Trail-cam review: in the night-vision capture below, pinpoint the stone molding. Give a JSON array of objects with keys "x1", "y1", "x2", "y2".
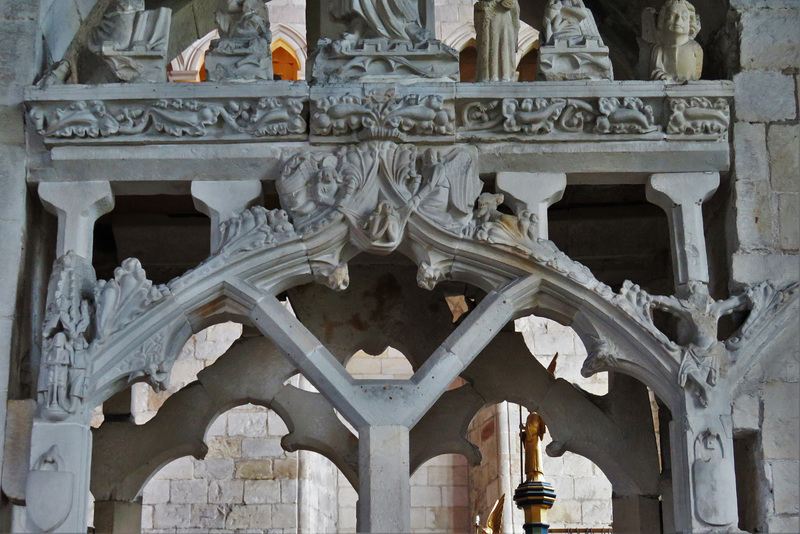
[{"x1": 25, "y1": 80, "x2": 733, "y2": 146}]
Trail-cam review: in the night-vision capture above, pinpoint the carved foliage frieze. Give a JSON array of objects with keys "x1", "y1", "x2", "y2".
[
  {"x1": 460, "y1": 96, "x2": 659, "y2": 139},
  {"x1": 310, "y1": 87, "x2": 454, "y2": 141},
  {"x1": 28, "y1": 97, "x2": 306, "y2": 141}
]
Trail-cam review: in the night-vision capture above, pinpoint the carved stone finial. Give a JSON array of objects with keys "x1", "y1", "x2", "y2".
[
  {"x1": 80, "y1": 0, "x2": 172, "y2": 83},
  {"x1": 206, "y1": 0, "x2": 274, "y2": 82},
  {"x1": 474, "y1": 0, "x2": 520, "y2": 82},
  {"x1": 537, "y1": 0, "x2": 613, "y2": 81},
  {"x1": 643, "y1": 0, "x2": 703, "y2": 83}
]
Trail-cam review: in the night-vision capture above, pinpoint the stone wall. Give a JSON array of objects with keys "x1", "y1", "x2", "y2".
[{"x1": 728, "y1": 1, "x2": 799, "y2": 532}]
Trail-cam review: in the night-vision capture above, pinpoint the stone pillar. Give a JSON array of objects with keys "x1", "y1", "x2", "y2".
[
  {"x1": 191, "y1": 180, "x2": 263, "y2": 254},
  {"x1": 495, "y1": 172, "x2": 567, "y2": 240},
  {"x1": 25, "y1": 421, "x2": 92, "y2": 533},
  {"x1": 94, "y1": 501, "x2": 142, "y2": 533},
  {"x1": 611, "y1": 494, "x2": 661, "y2": 534},
  {"x1": 357, "y1": 425, "x2": 411, "y2": 533},
  {"x1": 645, "y1": 173, "x2": 719, "y2": 293},
  {"x1": 38, "y1": 181, "x2": 115, "y2": 260},
  {"x1": 669, "y1": 388, "x2": 742, "y2": 533}
]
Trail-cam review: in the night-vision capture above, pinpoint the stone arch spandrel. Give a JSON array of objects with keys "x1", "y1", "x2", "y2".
[
  {"x1": 411, "y1": 330, "x2": 661, "y2": 497},
  {"x1": 91, "y1": 334, "x2": 359, "y2": 501}
]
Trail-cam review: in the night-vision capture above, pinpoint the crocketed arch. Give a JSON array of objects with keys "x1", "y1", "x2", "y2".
[{"x1": 87, "y1": 210, "x2": 685, "y2": 431}]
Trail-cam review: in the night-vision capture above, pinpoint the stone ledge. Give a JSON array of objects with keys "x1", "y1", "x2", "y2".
[{"x1": 24, "y1": 80, "x2": 734, "y2": 147}]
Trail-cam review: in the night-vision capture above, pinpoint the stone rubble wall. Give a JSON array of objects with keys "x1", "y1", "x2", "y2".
[{"x1": 728, "y1": 1, "x2": 799, "y2": 532}]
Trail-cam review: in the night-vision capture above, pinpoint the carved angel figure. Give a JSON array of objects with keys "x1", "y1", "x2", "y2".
[
  {"x1": 331, "y1": 0, "x2": 428, "y2": 44},
  {"x1": 474, "y1": 0, "x2": 520, "y2": 82},
  {"x1": 521, "y1": 412, "x2": 547, "y2": 482},
  {"x1": 643, "y1": 0, "x2": 703, "y2": 82}
]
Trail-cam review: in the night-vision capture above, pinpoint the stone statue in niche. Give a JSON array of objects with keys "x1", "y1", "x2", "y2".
[
  {"x1": 80, "y1": 0, "x2": 172, "y2": 83},
  {"x1": 641, "y1": 0, "x2": 703, "y2": 83},
  {"x1": 536, "y1": 0, "x2": 613, "y2": 80},
  {"x1": 474, "y1": 0, "x2": 520, "y2": 82},
  {"x1": 310, "y1": 0, "x2": 458, "y2": 82},
  {"x1": 206, "y1": 0, "x2": 274, "y2": 82}
]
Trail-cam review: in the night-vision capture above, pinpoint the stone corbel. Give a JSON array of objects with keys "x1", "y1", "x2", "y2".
[
  {"x1": 38, "y1": 181, "x2": 115, "y2": 260},
  {"x1": 495, "y1": 172, "x2": 567, "y2": 240},
  {"x1": 191, "y1": 180, "x2": 264, "y2": 254},
  {"x1": 646, "y1": 172, "x2": 719, "y2": 294}
]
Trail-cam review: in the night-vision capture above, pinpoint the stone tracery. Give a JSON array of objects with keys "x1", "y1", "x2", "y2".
[{"x1": 9, "y1": 0, "x2": 798, "y2": 533}]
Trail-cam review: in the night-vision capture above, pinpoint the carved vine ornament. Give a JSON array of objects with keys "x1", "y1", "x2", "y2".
[
  {"x1": 27, "y1": 94, "x2": 730, "y2": 142},
  {"x1": 37, "y1": 142, "x2": 796, "y2": 425}
]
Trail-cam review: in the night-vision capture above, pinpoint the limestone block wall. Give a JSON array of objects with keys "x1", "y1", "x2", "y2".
[{"x1": 728, "y1": 1, "x2": 799, "y2": 531}]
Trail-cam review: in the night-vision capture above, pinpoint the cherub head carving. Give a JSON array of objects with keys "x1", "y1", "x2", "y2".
[{"x1": 657, "y1": 0, "x2": 700, "y2": 43}]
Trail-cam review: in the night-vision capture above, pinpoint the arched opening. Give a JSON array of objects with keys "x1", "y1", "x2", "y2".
[
  {"x1": 517, "y1": 48, "x2": 538, "y2": 82},
  {"x1": 460, "y1": 44, "x2": 478, "y2": 83},
  {"x1": 271, "y1": 38, "x2": 301, "y2": 81}
]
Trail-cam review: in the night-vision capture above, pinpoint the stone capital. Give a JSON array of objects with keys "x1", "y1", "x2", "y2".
[
  {"x1": 38, "y1": 181, "x2": 115, "y2": 260},
  {"x1": 496, "y1": 172, "x2": 567, "y2": 240},
  {"x1": 191, "y1": 180, "x2": 264, "y2": 254},
  {"x1": 646, "y1": 172, "x2": 719, "y2": 291}
]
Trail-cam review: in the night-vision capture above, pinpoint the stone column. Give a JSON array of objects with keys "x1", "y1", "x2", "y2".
[
  {"x1": 94, "y1": 501, "x2": 142, "y2": 533},
  {"x1": 669, "y1": 386, "x2": 742, "y2": 533},
  {"x1": 357, "y1": 425, "x2": 411, "y2": 533},
  {"x1": 611, "y1": 495, "x2": 661, "y2": 534},
  {"x1": 645, "y1": 173, "x2": 719, "y2": 294},
  {"x1": 495, "y1": 172, "x2": 567, "y2": 240},
  {"x1": 191, "y1": 180, "x2": 263, "y2": 254},
  {"x1": 25, "y1": 421, "x2": 92, "y2": 533},
  {"x1": 38, "y1": 181, "x2": 115, "y2": 260}
]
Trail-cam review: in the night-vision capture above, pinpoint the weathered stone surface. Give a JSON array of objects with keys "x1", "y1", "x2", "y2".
[
  {"x1": 771, "y1": 459, "x2": 799, "y2": 514},
  {"x1": 762, "y1": 381, "x2": 800, "y2": 461},
  {"x1": 768, "y1": 124, "x2": 800, "y2": 193},
  {"x1": 153, "y1": 503, "x2": 191, "y2": 528},
  {"x1": 170, "y1": 479, "x2": 207, "y2": 504},
  {"x1": 235, "y1": 459, "x2": 273, "y2": 479},
  {"x1": 739, "y1": 9, "x2": 800, "y2": 72},
  {"x1": 734, "y1": 122, "x2": 768, "y2": 182},
  {"x1": 0, "y1": 399, "x2": 35, "y2": 504},
  {"x1": 243, "y1": 480, "x2": 280, "y2": 504},
  {"x1": 142, "y1": 479, "x2": 170, "y2": 504},
  {"x1": 190, "y1": 504, "x2": 226, "y2": 529},
  {"x1": 734, "y1": 71, "x2": 797, "y2": 122},
  {"x1": 735, "y1": 180, "x2": 775, "y2": 250},
  {"x1": 778, "y1": 193, "x2": 799, "y2": 251},
  {"x1": 732, "y1": 393, "x2": 759, "y2": 432},
  {"x1": 208, "y1": 479, "x2": 244, "y2": 504},
  {"x1": 226, "y1": 504, "x2": 272, "y2": 528}
]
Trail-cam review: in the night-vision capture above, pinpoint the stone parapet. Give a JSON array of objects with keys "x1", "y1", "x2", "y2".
[{"x1": 25, "y1": 80, "x2": 733, "y2": 147}]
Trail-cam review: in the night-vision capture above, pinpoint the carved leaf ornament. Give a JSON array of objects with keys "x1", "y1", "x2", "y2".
[{"x1": 30, "y1": 97, "x2": 307, "y2": 139}]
